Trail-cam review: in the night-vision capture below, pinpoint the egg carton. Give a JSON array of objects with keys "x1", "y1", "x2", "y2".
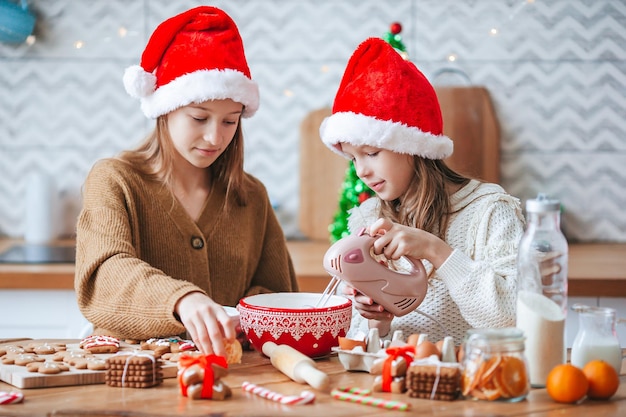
[
  {"x1": 333, "y1": 330, "x2": 457, "y2": 373},
  {"x1": 332, "y1": 329, "x2": 403, "y2": 372}
]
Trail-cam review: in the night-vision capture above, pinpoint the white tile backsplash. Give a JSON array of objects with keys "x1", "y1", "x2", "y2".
[{"x1": 1, "y1": 0, "x2": 625, "y2": 242}]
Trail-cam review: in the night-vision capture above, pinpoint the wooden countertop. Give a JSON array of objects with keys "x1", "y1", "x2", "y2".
[
  {"x1": 0, "y1": 340, "x2": 624, "y2": 416},
  {"x1": 0, "y1": 239, "x2": 625, "y2": 297}
]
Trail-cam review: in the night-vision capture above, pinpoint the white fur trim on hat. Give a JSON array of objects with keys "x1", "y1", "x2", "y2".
[
  {"x1": 138, "y1": 68, "x2": 259, "y2": 119},
  {"x1": 320, "y1": 111, "x2": 453, "y2": 160}
]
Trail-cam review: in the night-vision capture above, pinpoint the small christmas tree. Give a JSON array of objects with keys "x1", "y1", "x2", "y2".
[
  {"x1": 328, "y1": 161, "x2": 375, "y2": 242},
  {"x1": 328, "y1": 23, "x2": 408, "y2": 243}
]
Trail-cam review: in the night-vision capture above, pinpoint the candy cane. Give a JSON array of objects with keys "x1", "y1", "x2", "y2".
[
  {"x1": 331, "y1": 387, "x2": 411, "y2": 411},
  {"x1": 334, "y1": 386, "x2": 372, "y2": 396},
  {"x1": 0, "y1": 391, "x2": 24, "y2": 405},
  {"x1": 241, "y1": 381, "x2": 315, "y2": 405}
]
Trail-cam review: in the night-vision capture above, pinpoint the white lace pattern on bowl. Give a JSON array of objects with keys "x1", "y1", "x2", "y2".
[{"x1": 240, "y1": 309, "x2": 352, "y2": 341}]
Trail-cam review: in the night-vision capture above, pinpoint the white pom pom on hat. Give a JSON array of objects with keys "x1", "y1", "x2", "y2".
[
  {"x1": 123, "y1": 65, "x2": 156, "y2": 98},
  {"x1": 124, "y1": 6, "x2": 259, "y2": 119},
  {"x1": 319, "y1": 37, "x2": 453, "y2": 160}
]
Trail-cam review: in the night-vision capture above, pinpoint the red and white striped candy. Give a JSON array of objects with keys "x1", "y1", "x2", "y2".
[
  {"x1": 242, "y1": 381, "x2": 315, "y2": 405},
  {"x1": 0, "y1": 391, "x2": 24, "y2": 405}
]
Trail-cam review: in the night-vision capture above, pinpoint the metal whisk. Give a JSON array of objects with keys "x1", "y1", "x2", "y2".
[{"x1": 315, "y1": 275, "x2": 341, "y2": 308}]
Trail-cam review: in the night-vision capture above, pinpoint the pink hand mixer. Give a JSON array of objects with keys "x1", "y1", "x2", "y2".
[{"x1": 318, "y1": 229, "x2": 428, "y2": 317}]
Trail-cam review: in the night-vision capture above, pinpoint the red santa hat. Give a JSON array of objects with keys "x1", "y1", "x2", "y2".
[
  {"x1": 123, "y1": 6, "x2": 259, "y2": 119},
  {"x1": 320, "y1": 37, "x2": 452, "y2": 159}
]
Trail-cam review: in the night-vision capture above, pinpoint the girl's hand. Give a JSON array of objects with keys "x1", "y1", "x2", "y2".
[
  {"x1": 341, "y1": 283, "x2": 393, "y2": 333},
  {"x1": 367, "y1": 218, "x2": 452, "y2": 269},
  {"x1": 175, "y1": 292, "x2": 237, "y2": 356}
]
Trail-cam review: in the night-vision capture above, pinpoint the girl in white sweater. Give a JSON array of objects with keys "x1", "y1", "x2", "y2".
[{"x1": 319, "y1": 37, "x2": 525, "y2": 345}]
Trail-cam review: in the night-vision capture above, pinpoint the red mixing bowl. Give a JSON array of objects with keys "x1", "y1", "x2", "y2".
[{"x1": 238, "y1": 292, "x2": 352, "y2": 358}]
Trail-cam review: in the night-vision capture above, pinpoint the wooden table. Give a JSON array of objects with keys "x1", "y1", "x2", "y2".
[{"x1": 0, "y1": 341, "x2": 625, "y2": 417}]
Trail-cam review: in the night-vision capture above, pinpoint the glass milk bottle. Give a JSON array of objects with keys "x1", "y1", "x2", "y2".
[
  {"x1": 570, "y1": 305, "x2": 622, "y2": 374},
  {"x1": 516, "y1": 193, "x2": 568, "y2": 387}
]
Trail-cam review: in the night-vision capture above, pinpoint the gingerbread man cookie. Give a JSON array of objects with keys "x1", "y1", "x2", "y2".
[
  {"x1": 14, "y1": 354, "x2": 45, "y2": 366},
  {"x1": 0, "y1": 351, "x2": 30, "y2": 365},
  {"x1": 178, "y1": 353, "x2": 232, "y2": 400},
  {"x1": 26, "y1": 361, "x2": 70, "y2": 374}
]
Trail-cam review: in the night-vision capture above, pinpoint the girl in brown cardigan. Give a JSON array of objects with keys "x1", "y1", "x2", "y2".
[{"x1": 75, "y1": 7, "x2": 298, "y2": 357}]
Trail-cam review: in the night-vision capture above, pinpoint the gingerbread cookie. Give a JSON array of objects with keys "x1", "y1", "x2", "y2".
[
  {"x1": 22, "y1": 342, "x2": 64, "y2": 354},
  {"x1": 141, "y1": 337, "x2": 197, "y2": 357},
  {"x1": 26, "y1": 361, "x2": 70, "y2": 374},
  {"x1": 67, "y1": 353, "x2": 93, "y2": 364},
  {"x1": 71, "y1": 359, "x2": 89, "y2": 370},
  {"x1": 5, "y1": 346, "x2": 25, "y2": 355},
  {"x1": 33, "y1": 344, "x2": 58, "y2": 355},
  {"x1": 52, "y1": 351, "x2": 69, "y2": 362},
  {"x1": 80, "y1": 335, "x2": 120, "y2": 354},
  {"x1": 1, "y1": 350, "x2": 37, "y2": 366},
  {"x1": 86, "y1": 357, "x2": 107, "y2": 371},
  {"x1": 178, "y1": 354, "x2": 231, "y2": 400},
  {"x1": 161, "y1": 352, "x2": 181, "y2": 362},
  {"x1": 105, "y1": 354, "x2": 163, "y2": 388},
  {"x1": 171, "y1": 340, "x2": 196, "y2": 353},
  {"x1": 140, "y1": 338, "x2": 172, "y2": 357},
  {"x1": 406, "y1": 361, "x2": 461, "y2": 401},
  {"x1": 1, "y1": 356, "x2": 14, "y2": 365},
  {"x1": 224, "y1": 339, "x2": 242, "y2": 365},
  {"x1": 14, "y1": 354, "x2": 45, "y2": 366}
]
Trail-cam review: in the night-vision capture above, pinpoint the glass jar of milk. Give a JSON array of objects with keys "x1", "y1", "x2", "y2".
[
  {"x1": 516, "y1": 193, "x2": 568, "y2": 388},
  {"x1": 570, "y1": 305, "x2": 622, "y2": 374}
]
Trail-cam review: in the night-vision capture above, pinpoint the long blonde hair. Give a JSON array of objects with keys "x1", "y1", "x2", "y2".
[
  {"x1": 117, "y1": 115, "x2": 248, "y2": 207},
  {"x1": 379, "y1": 158, "x2": 469, "y2": 239}
]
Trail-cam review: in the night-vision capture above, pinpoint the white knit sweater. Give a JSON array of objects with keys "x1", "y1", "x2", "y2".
[{"x1": 346, "y1": 180, "x2": 525, "y2": 345}]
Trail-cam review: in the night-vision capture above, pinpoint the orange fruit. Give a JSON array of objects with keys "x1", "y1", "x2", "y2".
[
  {"x1": 462, "y1": 354, "x2": 530, "y2": 401},
  {"x1": 461, "y1": 356, "x2": 484, "y2": 396},
  {"x1": 494, "y1": 356, "x2": 529, "y2": 398},
  {"x1": 546, "y1": 363, "x2": 589, "y2": 403},
  {"x1": 582, "y1": 360, "x2": 620, "y2": 400},
  {"x1": 480, "y1": 379, "x2": 502, "y2": 401},
  {"x1": 480, "y1": 355, "x2": 503, "y2": 383}
]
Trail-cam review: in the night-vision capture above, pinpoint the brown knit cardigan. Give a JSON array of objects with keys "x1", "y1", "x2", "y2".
[{"x1": 75, "y1": 158, "x2": 298, "y2": 339}]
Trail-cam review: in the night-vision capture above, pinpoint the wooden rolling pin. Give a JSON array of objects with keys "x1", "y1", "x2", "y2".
[{"x1": 262, "y1": 342, "x2": 330, "y2": 391}]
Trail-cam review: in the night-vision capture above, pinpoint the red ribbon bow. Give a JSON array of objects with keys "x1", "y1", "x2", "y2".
[
  {"x1": 178, "y1": 354, "x2": 228, "y2": 399},
  {"x1": 382, "y1": 345, "x2": 415, "y2": 392}
]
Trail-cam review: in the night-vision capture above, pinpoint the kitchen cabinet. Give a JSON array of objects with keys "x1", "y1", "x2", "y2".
[{"x1": 0, "y1": 289, "x2": 90, "y2": 339}]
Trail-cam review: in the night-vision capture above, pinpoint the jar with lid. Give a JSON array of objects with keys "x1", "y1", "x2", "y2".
[
  {"x1": 570, "y1": 304, "x2": 623, "y2": 374},
  {"x1": 460, "y1": 328, "x2": 530, "y2": 402},
  {"x1": 516, "y1": 193, "x2": 568, "y2": 387}
]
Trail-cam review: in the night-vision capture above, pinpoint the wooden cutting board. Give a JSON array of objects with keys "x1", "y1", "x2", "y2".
[
  {"x1": 298, "y1": 86, "x2": 500, "y2": 241},
  {"x1": 299, "y1": 107, "x2": 346, "y2": 242},
  {"x1": 436, "y1": 86, "x2": 500, "y2": 184},
  {"x1": 0, "y1": 339, "x2": 177, "y2": 389}
]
